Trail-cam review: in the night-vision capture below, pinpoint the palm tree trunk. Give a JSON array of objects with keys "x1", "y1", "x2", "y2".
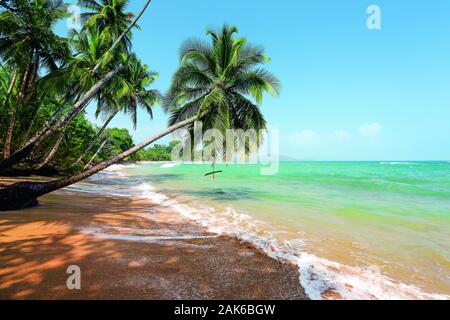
[
  {"x1": 3, "y1": 104, "x2": 18, "y2": 159},
  {"x1": 24, "y1": 95, "x2": 76, "y2": 147},
  {"x1": 71, "y1": 111, "x2": 118, "y2": 168},
  {"x1": 0, "y1": 114, "x2": 199, "y2": 211},
  {"x1": 23, "y1": 109, "x2": 37, "y2": 143},
  {"x1": 92, "y1": 0, "x2": 153, "y2": 74},
  {"x1": 84, "y1": 137, "x2": 109, "y2": 170},
  {"x1": 35, "y1": 125, "x2": 68, "y2": 170},
  {"x1": 23, "y1": 54, "x2": 39, "y2": 106},
  {"x1": 3, "y1": 68, "x2": 30, "y2": 159},
  {"x1": 0, "y1": 64, "x2": 124, "y2": 173},
  {"x1": 21, "y1": 56, "x2": 42, "y2": 142},
  {"x1": 1, "y1": 72, "x2": 17, "y2": 111}
]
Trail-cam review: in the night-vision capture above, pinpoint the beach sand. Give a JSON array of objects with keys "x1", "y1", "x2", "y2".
[{"x1": 0, "y1": 178, "x2": 307, "y2": 300}]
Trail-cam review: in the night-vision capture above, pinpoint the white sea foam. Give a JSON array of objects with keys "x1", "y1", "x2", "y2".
[
  {"x1": 106, "y1": 163, "x2": 137, "y2": 170},
  {"x1": 379, "y1": 162, "x2": 415, "y2": 165},
  {"x1": 80, "y1": 227, "x2": 217, "y2": 242},
  {"x1": 160, "y1": 163, "x2": 179, "y2": 168},
  {"x1": 104, "y1": 163, "x2": 137, "y2": 176}
]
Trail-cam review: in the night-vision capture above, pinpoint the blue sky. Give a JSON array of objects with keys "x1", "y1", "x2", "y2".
[{"x1": 60, "y1": 0, "x2": 450, "y2": 160}]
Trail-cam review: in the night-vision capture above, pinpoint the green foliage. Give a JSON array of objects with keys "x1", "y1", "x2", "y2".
[
  {"x1": 164, "y1": 24, "x2": 280, "y2": 153},
  {"x1": 97, "y1": 127, "x2": 133, "y2": 160},
  {"x1": 0, "y1": 0, "x2": 160, "y2": 173},
  {"x1": 80, "y1": 0, "x2": 134, "y2": 52},
  {"x1": 58, "y1": 114, "x2": 97, "y2": 166},
  {"x1": 141, "y1": 141, "x2": 179, "y2": 161},
  {"x1": 0, "y1": 0, "x2": 70, "y2": 71},
  {"x1": 85, "y1": 128, "x2": 175, "y2": 163}
]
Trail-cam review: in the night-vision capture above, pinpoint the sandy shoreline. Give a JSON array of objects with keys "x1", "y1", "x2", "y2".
[{"x1": 0, "y1": 178, "x2": 307, "y2": 300}]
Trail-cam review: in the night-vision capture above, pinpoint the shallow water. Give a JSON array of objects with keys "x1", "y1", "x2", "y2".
[{"x1": 71, "y1": 161, "x2": 450, "y2": 299}]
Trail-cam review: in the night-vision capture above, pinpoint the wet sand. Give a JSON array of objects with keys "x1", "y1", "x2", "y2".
[{"x1": 0, "y1": 179, "x2": 307, "y2": 300}]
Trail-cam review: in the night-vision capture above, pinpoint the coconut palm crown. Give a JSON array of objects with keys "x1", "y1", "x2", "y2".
[
  {"x1": 163, "y1": 24, "x2": 280, "y2": 141},
  {"x1": 79, "y1": 0, "x2": 135, "y2": 51},
  {"x1": 0, "y1": 0, "x2": 70, "y2": 71},
  {"x1": 96, "y1": 54, "x2": 161, "y2": 128}
]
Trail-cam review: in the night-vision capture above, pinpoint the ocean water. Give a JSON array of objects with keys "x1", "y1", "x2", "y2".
[{"x1": 74, "y1": 161, "x2": 450, "y2": 299}]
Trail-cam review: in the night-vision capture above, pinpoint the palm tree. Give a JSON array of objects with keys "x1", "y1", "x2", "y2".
[
  {"x1": 110, "y1": 55, "x2": 160, "y2": 127},
  {"x1": 80, "y1": 0, "x2": 133, "y2": 50},
  {"x1": 0, "y1": 24, "x2": 280, "y2": 210},
  {"x1": 0, "y1": 0, "x2": 70, "y2": 158},
  {"x1": 71, "y1": 55, "x2": 160, "y2": 167},
  {"x1": 0, "y1": 0, "x2": 154, "y2": 172},
  {"x1": 0, "y1": 29, "x2": 124, "y2": 172},
  {"x1": 88, "y1": 0, "x2": 153, "y2": 74},
  {"x1": 2, "y1": 68, "x2": 28, "y2": 158},
  {"x1": 28, "y1": 28, "x2": 115, "y2": 141},
  {"x1": 164, "y1": 25, "x2": 279, "y2": 139},
  {"x1": 0, "y1": 1, "x2": 70, "y2": 72},
  {"x1": 28, "y1": 0, "x2": 134, "y2": 140},
  {"x1": 0, "y1": 63, "x2": 125, "y2": 172}
]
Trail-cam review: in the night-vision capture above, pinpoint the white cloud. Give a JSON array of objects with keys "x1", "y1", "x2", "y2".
[{"x1": 359, "y1": 123, "x2": 382, "y2": 136}]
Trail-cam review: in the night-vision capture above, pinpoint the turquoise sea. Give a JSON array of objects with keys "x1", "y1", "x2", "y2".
[{"x1": 78, "y1": 161, "x2": 450, "y2": 299}]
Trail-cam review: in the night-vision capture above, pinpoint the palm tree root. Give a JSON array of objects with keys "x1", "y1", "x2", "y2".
[{"x1": 0, "y1": 182, "x2": 46, "y2": 210}]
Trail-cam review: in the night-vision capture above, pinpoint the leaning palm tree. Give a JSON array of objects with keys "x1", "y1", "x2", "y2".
[
  {"x1": 70, "y1": 55, "x2": 160, "y2": 168},
  {"x1": 0, "y1": 30, "x2": 125, "y2": 173},
  {"x1": 0, "y1": 0, "x2": 154, "y2": 172},
  {"x1": 0, "y1": 24, "x2": 280, "y2": 211},
  {"x1": 0, "y1": 0, "x2": 71, "y2": 158}
]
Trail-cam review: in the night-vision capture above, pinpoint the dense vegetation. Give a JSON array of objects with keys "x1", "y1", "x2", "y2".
[
  {"x1": 0, "y1": 0, "x2": 279, "y2": 210},
  {"x1": 137, "y1": 141, "x2": 179, "y2": 161},
  {"x1": 0, "y1": 0, "x2": 159, "y2": 174}
]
